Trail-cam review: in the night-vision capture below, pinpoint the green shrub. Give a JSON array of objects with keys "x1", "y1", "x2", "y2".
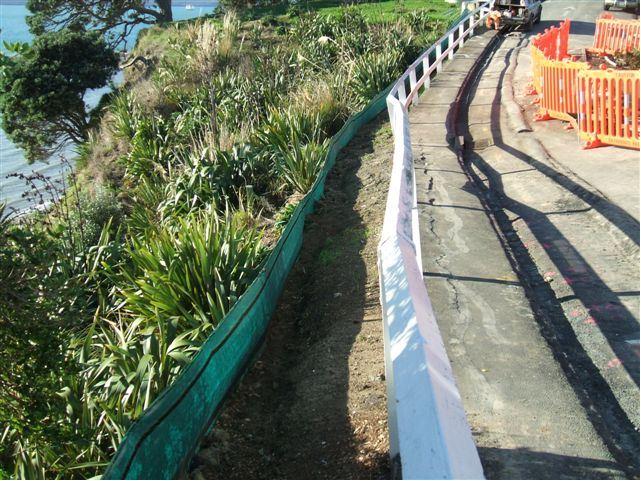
[
  {"x1": 0, "y1": 205, "x2": 121, "y2": 479},
  {"x1": 293, "y1": 80, "x2": 349, "y2": 138},
  {"x1": 117, "y1": 204, "x2": 263, "y2": 327},
  {"x1": 122, "y1": 115, "x2": 174, "y2": 181},
  {"x1": 211, "y1": 52, "x2": 295, "y2": 134},
  {"x1": 158, "y1": 144, "x2": 268, "y2": 219},
  {"x1": 274, "y1": 201, "x2": 299, "y2": 233},
  {"x1": 125, "y1": 177, "x2": 167, "y2": 237},
  {"x1": 110, "y1": 92, "x2": 141, "y2": 140},
  {"x1": 171, "y1": 85, "x2": 214, "y2": 143},
  {"x1": 254, "y1": 107, "x2": 322, "y2": 156},
  {"x1": 349, "y1": 49, "x2": 403, "y2": 107},
  {"x1": 279, "y1": 139, "x2": 329, "y2": 194},
  {"x1": 260, "y1": 14, "x2": 278, "y2": 26},
  {"x1": 38, "y1": 205, "x2": 267, "y2": 478},
  {"x1": 115, "y1": 205, "x2": 265, "y2": 327},
  {"x1": 65, "y1": 189, "x2": 123, "y2": 250},
  {"x1": 403, "y1": 9, "x2": 435, "y2": 31}
]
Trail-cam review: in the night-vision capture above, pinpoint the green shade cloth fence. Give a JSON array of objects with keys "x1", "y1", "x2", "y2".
[{"x1": 103, "y1": 86, "x2": 392, "y2": 480}]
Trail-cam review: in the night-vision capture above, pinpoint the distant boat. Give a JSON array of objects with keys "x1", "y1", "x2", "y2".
[{"x1": 185, "y1": 3, "x2": 194, "y2": 9}]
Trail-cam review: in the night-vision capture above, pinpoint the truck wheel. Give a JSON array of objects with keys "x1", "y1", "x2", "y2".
[{"x1": 604, "y1": 3, "x2": 610, "y2": 9}]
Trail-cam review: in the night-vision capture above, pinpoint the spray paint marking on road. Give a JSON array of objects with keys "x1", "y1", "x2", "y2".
[{"x1": 606, "y1": 358, "x2": 622, "y2": 368}]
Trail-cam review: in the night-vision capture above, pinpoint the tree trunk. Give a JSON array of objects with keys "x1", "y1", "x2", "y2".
[{"x1": 154, "y1": 0, "x2": 173, "y2": 22}]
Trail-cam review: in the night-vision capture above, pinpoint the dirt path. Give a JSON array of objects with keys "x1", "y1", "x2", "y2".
[{"x1": 189, "y1": 113, "x2": 393, "y2": 480}]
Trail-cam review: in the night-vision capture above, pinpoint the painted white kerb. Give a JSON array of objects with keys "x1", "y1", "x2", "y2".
[{"x1": 378, "y1": 4, "x2": 493, "y2": 479}]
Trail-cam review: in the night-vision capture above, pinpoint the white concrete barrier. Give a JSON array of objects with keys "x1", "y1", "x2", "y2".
[{"x1": 378, "y1": 4, "x2": 493, "y2": 479}]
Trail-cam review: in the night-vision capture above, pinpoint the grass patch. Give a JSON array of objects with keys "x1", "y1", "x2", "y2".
[
  {"x1": 317, "y1": 226, "x2": 368, "y2": 266},
  {"x1": 246, "y1": 0, "x2": 458, "y2": 23}
]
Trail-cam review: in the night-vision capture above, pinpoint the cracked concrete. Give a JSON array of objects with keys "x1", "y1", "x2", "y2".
[{"x1": 409, "y1": 3, "x2": 639, "y2": 478}]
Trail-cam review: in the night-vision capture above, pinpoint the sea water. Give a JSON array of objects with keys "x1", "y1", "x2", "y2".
[{"x1": 0, "y1": 0, "x2": 217, "y2": 213}]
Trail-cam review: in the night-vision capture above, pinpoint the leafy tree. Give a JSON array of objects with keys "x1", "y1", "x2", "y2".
[
  {"x1": 27, "y1": 0, "x2": 173, "y2": 47},
  {"x1": 0, "y1": 29, "x2": 118, "y2": 163}
]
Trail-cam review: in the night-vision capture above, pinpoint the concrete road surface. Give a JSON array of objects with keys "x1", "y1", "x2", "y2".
[
  {"x1": 412, "y1": 1, "x2": 639, "y2": 478},
  {"x1": 525, "y1": 0, "x2": 640, "y2": 220}
]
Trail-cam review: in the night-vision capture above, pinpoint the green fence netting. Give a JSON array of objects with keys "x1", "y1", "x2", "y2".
[{"x1": 102, "y1": 86, "x2": 391, "y2": 480}]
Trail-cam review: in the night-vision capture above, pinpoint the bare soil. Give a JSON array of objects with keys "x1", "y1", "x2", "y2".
[
  {"x1": 189, "y1": 113, "x2": 394, "y2": 480},
  {"x1": 578, "y1": 50, "x2": 641, "y2": 70}
]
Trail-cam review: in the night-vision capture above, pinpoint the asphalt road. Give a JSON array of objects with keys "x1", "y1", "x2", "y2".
[
  {"x1": 510, "y1": 5, "x2": 640, "y2": 475},
  {"x1": 412, "y1": 3, "x2": 639, "y2": 478},
  {"x1": 526, "y1": 0, "x2": 640, "y2": 221},
  {"x1": 536, "y1": 0, "x2": 637, "y2": 46}
]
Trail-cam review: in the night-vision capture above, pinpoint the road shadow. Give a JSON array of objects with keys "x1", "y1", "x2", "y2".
[
  {"x1": 536, "y1": 19, "x2": 596, "y2": 36},
  {"x1": 458, "y1": 38, "x2": 639, "y2": 477},
  {"x1": 479, "y1": 447, "x2": 627, "y2": 480},
  {"x1": 189, "y1": 113, "x2": 392, "y2": 480}
]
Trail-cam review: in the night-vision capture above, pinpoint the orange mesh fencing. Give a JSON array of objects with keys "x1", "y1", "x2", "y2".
[
  {"x1": 592, "y1": 17, "x2": 640, "y2": 54},
  {"x1": 529, "y1": 18, "x2": 639, "y2": 149},
  {"x1": 577, "y1": 69, "x2": 640, "y2": 149}
]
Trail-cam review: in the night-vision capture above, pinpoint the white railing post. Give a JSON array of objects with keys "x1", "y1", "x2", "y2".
[
  {"x1": 389, "y1": 0, "x2": 493, "y2": 110},
  {"x1": 422, "y1": 57, "x2": 431, "y2": 90},
  {"x1": 398, "y1": 82, "x2": 407, "y2": 105},
  {"x1": 409, "y1": 69, "x2": 418, "y2": 105}
]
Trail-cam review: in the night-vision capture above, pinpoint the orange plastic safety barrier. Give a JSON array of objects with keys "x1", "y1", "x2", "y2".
[
  {"x1": 529, "y1": 20, "x2": 585, "y2": 122},
  {"x1": 577, "y1": 69, "x2": 640, "y2": 149},
  {"x1": 528, "y1": 19, "x2": 571, "y2": 95},
  {"x1": 530, "y1": 44, "x2": 546, "y2": 94},
  {"x1": 531, "y1": 19, "x2": 571, "y2": 60},
  {"x1": 592, "y1": 17, "x2": 640, "y2": 54},
  {"x1": 536, "y1": 57, "x2": 588, "y2": 123}
]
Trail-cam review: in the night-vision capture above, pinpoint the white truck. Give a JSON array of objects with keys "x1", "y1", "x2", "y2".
[
  {"x1": 494, "y1": 0, "x2": 543, "y2": 31},
  {"x1": 604, "y1": 0, "x2": 640, "y2": 14}
]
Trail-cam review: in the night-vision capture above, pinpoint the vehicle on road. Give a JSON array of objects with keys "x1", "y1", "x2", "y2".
[
  {"x1": 494, "y1": 0, "x2": 543, "y2": 30},
  {"x1": 604, "y1": 0, "x2": 640, "y2": 14}
]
